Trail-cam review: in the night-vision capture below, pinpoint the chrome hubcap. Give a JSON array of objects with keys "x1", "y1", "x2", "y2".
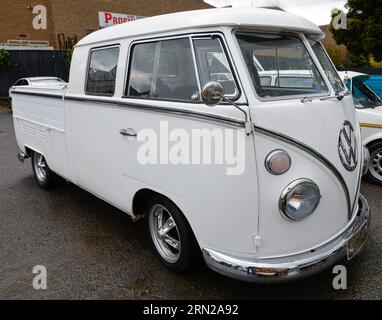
[
  {"x1": 370, "y1": 149, "x2": 382, "y2": 182},
  {"x1": 34, "y1": 153, "x2": 47, "y2": 182},
  {"x1": 149, "y1": 204, "x2": 181, "y2": 263}
]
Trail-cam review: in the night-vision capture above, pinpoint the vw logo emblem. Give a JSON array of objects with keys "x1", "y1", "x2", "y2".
[{"x1": 338, "y1": 121, "x2": 358, "y2": 171}]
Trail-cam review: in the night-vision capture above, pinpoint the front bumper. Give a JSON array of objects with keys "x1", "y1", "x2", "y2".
[{"x1": 203, "y1": 194, "x2": 370, "y2": 283}]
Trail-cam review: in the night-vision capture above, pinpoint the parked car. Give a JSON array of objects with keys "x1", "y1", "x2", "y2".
[
  {"x1": 8, "y1": 77, "x2": 66, "y2": 110},
  {"x1": 339, "y1": 71, "x2": 382, "y2": 185},
  {"x1": 9, "y1": 77, "x2": 66, "y2": 95},
  {"x1": 11, "y1": 8, "x2": 370, "y2": 282},
  {"x1": 258, "y1": 70, "x2": 321, "y2": 89}
]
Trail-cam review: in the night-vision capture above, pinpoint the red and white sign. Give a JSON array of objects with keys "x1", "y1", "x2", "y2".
[{"x1": 98, "y1": 11, "x2": 144, "y2": 28}]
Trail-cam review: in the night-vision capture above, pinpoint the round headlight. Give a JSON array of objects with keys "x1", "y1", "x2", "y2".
[{"x1": 279, "y1": 179, "x2": 321, "y2": 221}]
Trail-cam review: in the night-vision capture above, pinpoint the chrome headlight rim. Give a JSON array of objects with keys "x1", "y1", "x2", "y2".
[{"x1": 279, "y1": 178, "x2": 321, "y2": 221}]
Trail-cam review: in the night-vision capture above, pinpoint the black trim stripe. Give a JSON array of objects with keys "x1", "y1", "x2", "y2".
[
  {"x1": 11, "y1": 90, "x2": 63, "y2": 99},
  {"x1": 11, "y1": 90, "x2": 245, "y2": 128},
  {"x1": 254, "y1": 125, "x2": 352, "y2": 219},
  {"x1": 117, "y1": 101, "x2": 245, "y2": 128},
  {"x1": 65, "y1": 95, "x2": 245, "y2": 128}
]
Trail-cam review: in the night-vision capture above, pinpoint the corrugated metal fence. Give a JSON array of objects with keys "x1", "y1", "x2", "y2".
[{"x1": 0, "y1": 50, "x2": 69, "y2": 98}]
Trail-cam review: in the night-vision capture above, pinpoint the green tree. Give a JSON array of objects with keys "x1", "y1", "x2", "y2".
[
  {"x1": 0, "y1": 49, "x2": 10, "y2": 72},
  {"x1": 64, "y1": 48, "x2": 73, "y2": 73},
  {"x1": 370, "y1": 56, "x2": 382, "y2": 67},
  {"x1": 331, "y1": 0, "x2": 382, "y2": 64},
  {"x1": 351, "y1": 54, "x2": 372, "y2": 67},
  {"x1": 326, "y1": 46, "x2": 343, "y2": 67}
]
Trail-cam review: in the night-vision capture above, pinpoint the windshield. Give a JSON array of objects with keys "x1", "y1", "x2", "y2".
[
  {"x1": 309, "y1": 40, "x2": 345, "y2": 95},
  {"x1": 236, "y1": 32, "x2": 328, "y2": 99},
  {"x1": 352, "y1": 75, "x2": 382, "y2": 108}
]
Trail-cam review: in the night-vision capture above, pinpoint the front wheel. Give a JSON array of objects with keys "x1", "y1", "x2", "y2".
[
  {"x1": 146, "y1": 196, "x2": 201, "y2": 273},
  {"x1": 31, "y1": 151, "x2": 58, "y2": 190},
  {"x1": 366, "y1": 141, "x2": 382, "y2": 185}
]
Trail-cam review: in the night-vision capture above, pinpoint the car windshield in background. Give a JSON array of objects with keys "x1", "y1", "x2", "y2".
[
  {"x1": 309, "y1": 40, "x2": 345, "y2": 94},
  {"x1": 30, "y1": 79, "x2": 65, "y2": 85},
  {"x1": 352, "y1": 75, "x2": 382, "y2": 109},
  {"x1": 236, "y1": 33, "x2": 328, "y2": 99}
]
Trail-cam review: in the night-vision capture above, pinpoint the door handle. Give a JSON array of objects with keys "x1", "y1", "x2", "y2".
[{"x1": 120, "y1": 128, "x2": 137, "y2": 137}]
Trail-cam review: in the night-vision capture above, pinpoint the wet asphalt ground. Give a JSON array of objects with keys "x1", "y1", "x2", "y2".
[{"x1": 0, "y1": 109, "x2": 381, "y2": 300}]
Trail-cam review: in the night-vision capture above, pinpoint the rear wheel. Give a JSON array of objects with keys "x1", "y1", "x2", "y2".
[
  {"x1": 366, "y1": 141, "x2": 382, "y2": 185},
  {"x1": 146, "y1": 196, "x2": 200, "y2": 273},
  {"x1": 31, "y1": 151, "x2": 57, "y2": 190}
]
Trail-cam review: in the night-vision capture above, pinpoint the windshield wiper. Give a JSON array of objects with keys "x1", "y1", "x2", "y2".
[
  {"x1": 319, "y1": 89, "x2": 351, "y2": 101},
  {"x1": 301, "y1": 89, "x2": 350, "y2": 103}
]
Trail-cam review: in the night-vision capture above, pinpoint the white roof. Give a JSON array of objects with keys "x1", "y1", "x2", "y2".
[{"x1": 77, "y1": 8, "x2": 323, "y2": 47}]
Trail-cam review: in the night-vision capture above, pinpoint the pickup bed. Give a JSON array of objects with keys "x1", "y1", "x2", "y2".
[{"x1": 11, "y1": 84, "x2": 71, "y2": 179}]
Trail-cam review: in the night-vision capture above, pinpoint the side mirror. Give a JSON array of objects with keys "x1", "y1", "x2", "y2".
[
  {"x1": 202, "y1": 81, "x2": 252, "y2": 135},
  {"x1": 201, "y1": 81, "x2": 224, "y2": 107}
]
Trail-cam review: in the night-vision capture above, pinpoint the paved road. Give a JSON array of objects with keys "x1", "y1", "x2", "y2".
[{"x1": 0, "y1": 110, "x2": 381, "y2": 299}]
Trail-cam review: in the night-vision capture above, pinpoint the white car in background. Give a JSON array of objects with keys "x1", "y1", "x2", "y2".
[
  {"x1": 259, "y1": 70, "x2": 321, "y2": 89},
  {"x1": 8, "y1": 77, "x2": 66, "y2": 110},
  {"x1": 339, "y1": 71, "x2": 382, "y2": 185},
  {"x1": 12, "y1": 77, "x2": 66, "y2": 86},
  {"x1": 9, "y1": 77, "x2": 66, "y2": 96}
]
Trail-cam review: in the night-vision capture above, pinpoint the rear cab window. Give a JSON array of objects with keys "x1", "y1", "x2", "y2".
[{"x1": 86, "y1": 46, "x2": 120, "y2": 96}]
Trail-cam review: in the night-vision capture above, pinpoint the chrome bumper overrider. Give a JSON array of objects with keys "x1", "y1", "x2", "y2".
[{"x1": 203, "y1": 194, "x2": 370, "y2": 282}]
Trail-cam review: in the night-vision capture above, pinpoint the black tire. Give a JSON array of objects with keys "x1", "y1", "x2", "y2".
[
  {"x1": 366, "y1": 141, "x2": 382, "y2": 185},
  {"x1": 31, "y1": 151, "x2": 58, "y2": 190},
  {"x1": 145, "y1": 195, "x2": 201, "y2": 273}
]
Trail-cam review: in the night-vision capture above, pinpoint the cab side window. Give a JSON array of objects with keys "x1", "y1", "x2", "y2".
[
  {"x1": 86, "y1": 46, "x2": 120, "y2": 96},
  {"x1": 126, "y1": 38, "x2": 199, "y2": 102},
  {"x1": 193, "y1": 38, "x2": 238, "y2": 97}
]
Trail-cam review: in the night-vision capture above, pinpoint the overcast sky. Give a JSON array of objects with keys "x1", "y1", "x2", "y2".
[{"x1": 204, "y1": 0, "x2": 347, "y2": 25}]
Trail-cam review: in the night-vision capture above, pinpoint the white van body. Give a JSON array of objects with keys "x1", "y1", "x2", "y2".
[{"x1": 11, "y1": 8, "x2": 370, "y2": 282}]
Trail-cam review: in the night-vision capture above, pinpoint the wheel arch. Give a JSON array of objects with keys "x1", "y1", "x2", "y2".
[
  {"x1": 133, "y1": 188, "x2": 186, "y2": 218},
  {"x1": 366, "y1": 138, "x2": 382, "y2": 149},
  {"x1": 24, "y1": 145, "x2": 45, "y2": 158},
  {"x1": 132, "y1": 188, "x2": 200, "y2": 246}
]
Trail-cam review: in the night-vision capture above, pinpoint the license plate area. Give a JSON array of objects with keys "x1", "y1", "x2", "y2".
[{"x1": 347, "y1": 222, "x2": 368, "y2": 260}]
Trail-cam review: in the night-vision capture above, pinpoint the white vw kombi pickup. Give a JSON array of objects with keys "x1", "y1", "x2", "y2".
[{"x1": 11, "y1": 8, "x2": 371, "y2": 282}]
